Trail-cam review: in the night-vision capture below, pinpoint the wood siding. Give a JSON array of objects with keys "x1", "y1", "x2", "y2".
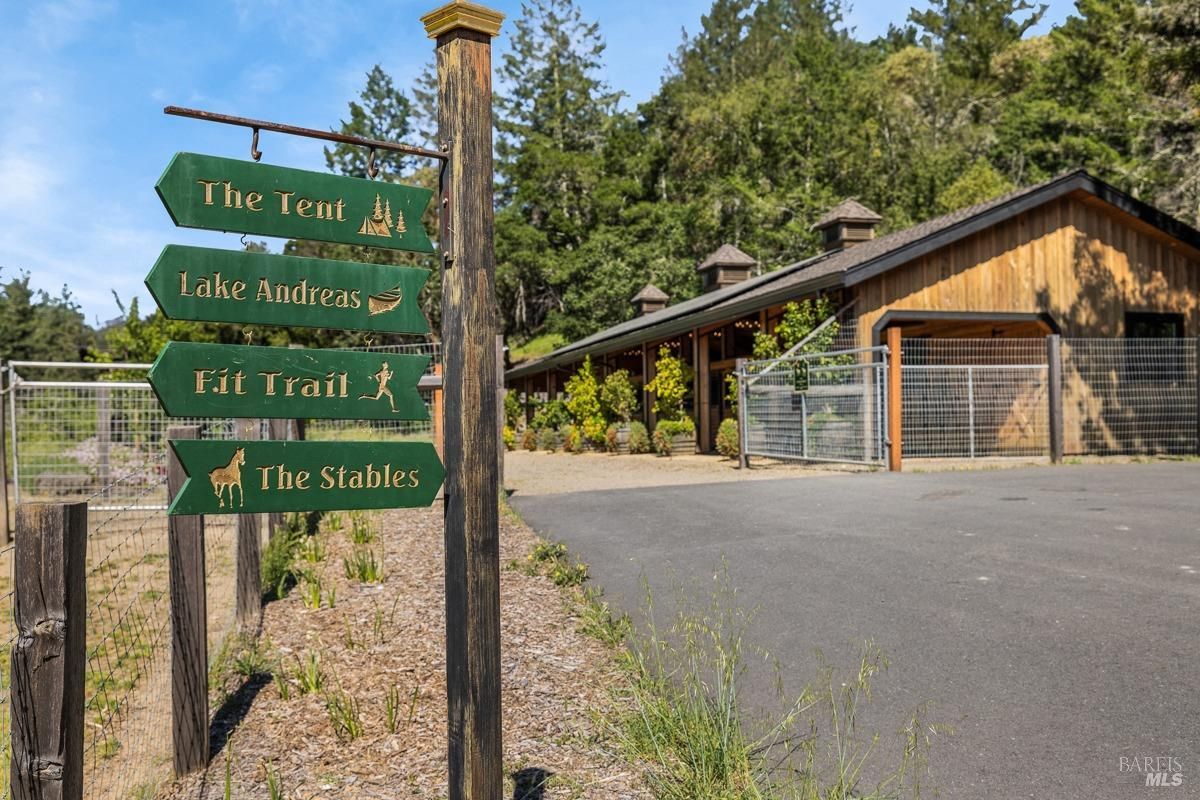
[{"x1": 855, "y1": 193, "x2": 1200, "y2": 344}]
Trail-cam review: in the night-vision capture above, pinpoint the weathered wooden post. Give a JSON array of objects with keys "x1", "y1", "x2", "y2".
[
  {"x1": 267, "y1": 418, "x2": 292, "y2": 539},
  {"x1": 422, "y1": 2, "x2": 505, "y2": 797},
  {"x1": 886, "y1": 326, "x2": 903, "y2": 472},
  {"x1": 497, "y1": 335, "x2": 506, "y2": 494},
  {"x1": 166, "y1": 425, "x2": 208, "y2": 776},
  {"x1": 0, "y1": 361, "x2": 11, "y2": 544},
  {"x1": 236, "y1": 419, "x2": 262, "y2": 629},
  {"x1": 735, "y1": 358, "x2": 749, "y2": 469},
  {"x1": 10, "y1": 502, "x2": 86, "y2": 800},
  {"x1": 1047, "y1": 334, "x2": 1064, "y2": 464}
]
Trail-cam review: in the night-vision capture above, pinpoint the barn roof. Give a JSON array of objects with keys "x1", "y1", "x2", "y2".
[
  {"x1": 814, "y1": 198, "x2": 882, "y2": 228},
  {"x1": 507, "y1": 170, "x2": 1200, "y2": 380},
  {"x1": 697, "y1": 243, "x2": 757, "y2": 271},
  {"x1": 631, "y1": 283, "x2": 669, "y2": 302}
]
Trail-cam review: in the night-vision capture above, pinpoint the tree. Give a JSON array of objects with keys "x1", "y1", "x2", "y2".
[
  {"x1": 324, "y1": 65, "x2": 414, "y2": 180},
  {"x1": 936, "y1": 157, "x2": 1014, "y2": 212},
  {"x1": 0, "y1": 272, "x2": 93, "y2": 373},
  {"x1": 909, "y1": 0, "x2": 1047, "y2": 83}
]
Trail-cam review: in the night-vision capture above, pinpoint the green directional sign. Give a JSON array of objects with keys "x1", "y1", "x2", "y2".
[
  {"x1": 168, "y1": 439, "x2": 444, "y2": 515},
  {"x1": 149, "y1": 343, "x2": 430, "y2": 421},
  {"x1": 146, "y1": 245, "x2": 431, "y2": 334},
  {"x1": 156, "y1": 153, "x2": 435, "y2": 253}
]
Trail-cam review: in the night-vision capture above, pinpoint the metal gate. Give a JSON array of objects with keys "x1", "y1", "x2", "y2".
[{"x1": 739, "y1": 346, "x2": 888, "y2": 466}]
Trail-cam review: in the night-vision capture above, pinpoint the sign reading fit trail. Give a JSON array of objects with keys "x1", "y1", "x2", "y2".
[
  {"x1": 156, "y1": 153, "x2": 435, "y2": 253},
  {"x1": 168, "y1": 440, "x2": 444, "y2": 515},
  {"x1": 146, "y1": 245, "x2": 431, "y2": 334},
  {"x1": 149, "y1": 343, "x2": 431, "y2": 420}
]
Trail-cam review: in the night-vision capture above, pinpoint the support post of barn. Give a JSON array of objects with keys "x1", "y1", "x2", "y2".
[
  {"x1": 0, "y1": 361, "x2": 11, "y2": 544},
  {"x1": 167, "y1": 425, "x2": 208, "y2": 777},
  {"x1": 1047, "y1": 334, "x2": 1063, "y2": 464},
  {"x1": 424, "y1": 3, "x2": 505, "y2": 798},
  {"x1": 10, "y1": 501, "x2": 86, "y2": 800},
  {"x1": 735, "y1": 358, "x2": 749, "y2": 469},
  {"x1": 886, "y1": 326, "x2": 903, "y2": 472},
  {"x1": 236, "y1": 419, "x2": 262, "y2": 631}
]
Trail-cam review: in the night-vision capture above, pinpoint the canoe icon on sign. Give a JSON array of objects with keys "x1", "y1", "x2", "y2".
[{"x1": 367, "y1": 286, "x2": 405, "y2": 316}]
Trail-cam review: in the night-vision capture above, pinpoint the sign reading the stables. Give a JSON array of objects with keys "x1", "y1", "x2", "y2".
[
  {"x1": 149, "y1": 343, "x2": 430, "y2": 420},
  {"x1": 168, "y1": 440, "x2": 445, "y2": 515},
  {"x1": 156, "y1": 153, "x2": 435, "y2": 253},
  {"x1": 146, "y1": 245, "x2": 431, "y2": 333}
]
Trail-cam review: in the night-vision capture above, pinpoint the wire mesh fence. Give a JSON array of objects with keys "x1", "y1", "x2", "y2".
[
  {"x1": 741, "y1": 347, "x2": 888, "y2": 466},
  {"x1": 901, "y1": 339, "x2": 1050, "y2": 459}
]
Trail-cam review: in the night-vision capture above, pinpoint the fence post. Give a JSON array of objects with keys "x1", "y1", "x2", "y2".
[
  {"x1": 266, "y1": 418, "x2": 292, "y2": 539},
  {"x1": 236, "y1": 419, "x2": 262, "y2": 631},
  {"x1": 10, "y1": 501, "x2": 86, "y2": 800},
  {"x1": 97, "y1": 386, "x2": 111, "y2": 501},
  {"x1": 967, "y1": 366, "x2": 976, "y2": 460},
  {"x1": 1195, "y1": 338, "x2": 1199, "y2": 456},
  {"x1": 167, "y1": 424, "x2": 208, "y2": 776},
  {"x1": 801, "y1": 391, "x2": 809, "y2": 459},
  {"x1": 735, "y1": 359, "x2": 749, "y2": 469},
  {"x1": 0, "y1": 361, "x2": 10, "y2": 544},
  {"x1": 497, "y1": 335, "x2": 505, "y2": 494},
  {"x1": 1047, "y1": 334, "x2": 1064, "y2": 464},
  {"x1": 886, "y1": 327, "x2": 903, "y2": 472}
]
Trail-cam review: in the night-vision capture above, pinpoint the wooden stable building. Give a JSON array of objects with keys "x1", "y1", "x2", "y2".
[{"x1": 505, "y1": 170, "x2": 1200, "y2": 452}]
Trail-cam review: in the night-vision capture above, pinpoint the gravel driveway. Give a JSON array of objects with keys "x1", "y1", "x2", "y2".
[{"x1": 508, "y1": 457, "x2": 1200, "y2": 800}]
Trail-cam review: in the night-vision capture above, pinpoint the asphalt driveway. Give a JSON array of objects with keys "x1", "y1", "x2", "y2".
[{"x1": 509, "y1": 462, "x2": 1200, "y2": 799}]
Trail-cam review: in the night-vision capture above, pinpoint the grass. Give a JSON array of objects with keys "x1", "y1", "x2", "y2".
[
  {"x1": 515, "y1": 540, "x2": 589, "y2": 587},
  {"x1": 294, "y1": 651, "x2": 325, "y2": 695},
  {"x1": 509, "y1": 332, "x2": 567, "y2": 363},
  {"x1": 343, "y1": 547, "x2": 384, "y2": 583},
  {"x1": 324, "y1": 688, "x2": 364, "y2": 742}
]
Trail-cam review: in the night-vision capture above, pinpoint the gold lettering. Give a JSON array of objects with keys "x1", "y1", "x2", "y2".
[
  {"x1": 409, "y1": 468, "x2": 420, "y2": 488},
  {"x1": 232, "y1": 280, "x2": 246, "y2": 300},
  {"x1": 179, "y1": 271, "x2": 193, "y2": 297},
  {"x1": 274, "y1": 190, "x2": 295, "y2": 214},
  {"x1": 232, "y1": 370, "x2": 246, "y2": 395},
  {"x1": 320, "y1": 466, "x2": 335, "y2": 489},
  {"x1": 295, "y1": 470, "x2": 310, "y2": 490},
  {"x1": 260, "y1": 371, "x2": 281, "y2": 396},
  {"x1": 315, "y1": 199, "x2": 333, "y2": 219},
  {"x1": 320, "y1": 288, "x2": 333, "y2": 306},
  {"x1": 223, "y1": 181, "x2": 242, "y2": 209},
  {"x1": 300, "y1": 378, "x2": 320, "y2": 398},
  {"x1": 296, "y1": 198, "x2": 313, "y2": 218},
  {"x1": 284, "y1": 376, "x2": 300, "y2": 396},
  {"x1": 349, "y1": 290, "x2": 361, "y2": 309},
  {"x1": 197, "y1": 179, "x2": 219, "y2": 205},
  {"x1": 335, "y1": 198, "x2": 346, "y2": 221},
  {"x1": 194, "y1": 369, "x2": 214, "y2": 394},
  {"x1": 245, "y1": 191, "x2": 263, "y2": 212},
  {"x1": 256, "y1": 278, "x2": 271, "y2": 302},
  {"x1": 348, "y1": 470, "x2": 363, "y2": 489},
  {"x1": 257, "y1": 465, "x2": 274, "y2": 491}
]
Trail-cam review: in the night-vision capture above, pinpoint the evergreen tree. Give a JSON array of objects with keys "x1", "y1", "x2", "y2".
[{"x1": 324, "y1": 65, "x2": 414, "y2": 180}]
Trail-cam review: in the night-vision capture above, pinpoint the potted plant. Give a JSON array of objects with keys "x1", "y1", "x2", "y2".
[
  {"x1": 600, "y1": 369, "x2": 639, "y2": 453},
  {"x1": 564, "y1": 356, "x2": 607, "y2": 450},
  {"x1": 645, "y1": 346, "x2": 696, "y2": 455}
]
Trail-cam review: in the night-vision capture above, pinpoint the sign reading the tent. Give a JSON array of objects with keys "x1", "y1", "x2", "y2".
[
  {"x1": 149, "y1": 343, "x2": 431, "y2": 420},
  {"x1": 168, "y1": 440, "x2": 445, "y2": 515},
  {"x1": 146, "y1": 245, "x2": 431, "y2": 333},
  {"x1": 156, "y1": 153, "x2": 435, "y2": 253}
]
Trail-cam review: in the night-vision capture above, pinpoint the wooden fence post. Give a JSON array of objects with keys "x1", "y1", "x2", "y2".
[
  {"x1": 886, "y1": 326, "x2": 903, "y2": 472},
  {"x1": 1047, "y1": 334, "x2": 1064, "y2": 464},
  {"x1": 497, "y1": 335, "x2": 505, "y2": 494},
  {"x1": 10, "y1": 501, "x2": 86, "y2": 800},
  {"x1": 236, "y1": 419, "x2": 262, "y2": 630},
  {"x1": 735, "y1": 359, "x2": 749, "y2": 469},
  {"x1": 0, "y1": 361, "x2": 11, "y2": 544},
  {"x1": 267, "y1": 418, "x2": 292, "y2": 539},
  {"x1": 424, "y1": 3, "x2": 505, "y2": 798},
  {"x1": 167, "y1": 425, "x2": 208, "y2": 776}
]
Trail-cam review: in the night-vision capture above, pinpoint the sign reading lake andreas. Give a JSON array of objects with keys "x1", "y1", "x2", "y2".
[
  {"x1": 168, "y1": 440, "x2": 444, "y2": 515},
  {"x1": 146, "y1": 245, "x2": 431, "y2": 334},
  {"x1": 149, "y1": 343, "x2": 430, "y2": 420},
  {"x1": 156, "y1": 153, "x2": 434, "y2": 253}
]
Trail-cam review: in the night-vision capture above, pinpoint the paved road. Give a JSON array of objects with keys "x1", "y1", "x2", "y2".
[{"x1": 510, "y1": 463, "x2": 1200, "y2": 799}]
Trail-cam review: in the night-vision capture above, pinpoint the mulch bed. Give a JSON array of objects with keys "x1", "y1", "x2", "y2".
[{"x1": 157, "y1": 506, "x2": 649, "y2": 799}]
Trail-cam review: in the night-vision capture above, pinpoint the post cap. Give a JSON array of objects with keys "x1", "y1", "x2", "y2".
[{"x1": 421, "y1": 1, "x2": 505, "y2": 38}]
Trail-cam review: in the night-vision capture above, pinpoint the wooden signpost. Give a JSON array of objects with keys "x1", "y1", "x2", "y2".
[
  {"x1": 146, "y1": 245, "x2": 431, "y2": 334},
  {"x1": 156, "y1": 153, "x2": 435, "y2": 252},
  {"x1": 149, "y1": 343, "x2": 430, "y2": 421},
  {"x1": 167, "y1": 440, "x2": 444, "y2": 515},
  {"x1": 145, "y1": 3, "x2": 504, "y2": 797}
]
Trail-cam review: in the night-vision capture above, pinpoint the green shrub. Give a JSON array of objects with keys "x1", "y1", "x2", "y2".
[
  {"x1": 715, "y1": 417, "x2": 740, "y2": 459},
  {"x1": 645, "y1": 346, "x2": 690, "y2": 421},
  {"x1": 343, "y1": 547, "x2": 384, "y2": 583},
  {"x1": 502, "y1": 425, "x2": 516, "y2": 451},
  {"x1": 530, "y1": 399, "x2": 570, "y2": 432},
  {"x1": 565, "y1": 356, "x2": 607, "y2": 445},
  {"x1": 521, "y1": 428, "x2": 538, "y2": 451},
  {"x1": 652, "y1": 428, "x2": 672, "y2": 456},
  {"x1": 627, "y1": 421, "x2": 651, "y2": 454},
  {"x1": 600, "y1": 369, "x2": 639, "y2": 422},
  {"x1": 536, "y1": 427, "x2": 560, "y2": 452},
  {"x1": 261, "y1": 517, "x2": 307, "y2": 601},
  {"x1": 504, "y1": 390, "x2": 523, "y2": 428},
  {"x1": 653, "y1": 418, "x2": 695, "y2": 457},
  {"x1": 560, "y1": 423, "x2": 585, "y2": 454}
]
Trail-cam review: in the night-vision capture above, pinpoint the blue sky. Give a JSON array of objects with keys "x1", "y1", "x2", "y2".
[{"x1": 0, "y1": 0, "x2": 1075, "y2": 325}]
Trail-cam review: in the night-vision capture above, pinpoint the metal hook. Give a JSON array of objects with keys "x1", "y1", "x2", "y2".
[
  {"x1": 244, "y1": 328, "x2": 254, "y2": 345},
  {"x1": 363, "y1": 334, "x2": 375, "y2": 349},
  {"x1": 251, "y1": 127, "x2": 262, "y2": 161},
  {"x1": 366, "y1": 147, "x2": 378, "y2": 179},
  {"x1": 240, "y1": 233, "x2": 249, "y2": 247}
]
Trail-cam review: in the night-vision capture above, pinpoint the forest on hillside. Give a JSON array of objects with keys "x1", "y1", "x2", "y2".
[{"x1": 6, "y1": 0, "x2": 1197, "y2": 364}]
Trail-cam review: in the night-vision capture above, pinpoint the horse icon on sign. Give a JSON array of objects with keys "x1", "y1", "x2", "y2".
[{"x1": 209, "y1": 447, "x2": 246, "y2": 508}]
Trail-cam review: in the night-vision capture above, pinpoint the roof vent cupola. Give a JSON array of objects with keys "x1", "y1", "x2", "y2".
[
  {"x1": 813, "y1": 199, "x2": 882, "y2": 252},
  {"x1": 696, "y1": 244, "x2": 757, "y2": 294},
  {"x1": 631, "y1": 284, "x2": 669, "y2": 317}
]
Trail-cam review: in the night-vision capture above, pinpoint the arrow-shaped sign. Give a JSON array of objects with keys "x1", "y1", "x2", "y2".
[
  {"x1": 146, "y1": 245, "x2": 431, "y2": 334},
  {"x1": 156, "y1": 153, "x2": 435, "y2": 253},
  {"x1": 149, "y1": 343, "x2": 430, "y2": 421},
  {"x1": 168, "y1": 439, "x2": 444, "y2": 515}
]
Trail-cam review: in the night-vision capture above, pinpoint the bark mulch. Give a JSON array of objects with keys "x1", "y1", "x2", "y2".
[{"x1": 157, "y1": 505, "x2": 649, "y2": 799}]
